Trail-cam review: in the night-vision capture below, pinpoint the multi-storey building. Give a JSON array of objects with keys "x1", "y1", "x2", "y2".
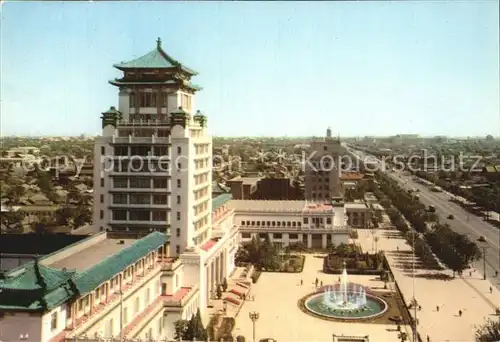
[
  {"x1": 0, "y1": 40, "x2": 240, "y2": 342},
  {"x1": 0, "y1": 198, "x2": 238, "y2": 342},
  {"x1": 304, "y1": 128, "x2": 345, "y2": 201},
  {"x1": 93, "y1": 38, "x2": 212, "y2": 256},
  {"x1": 231, "y1": 199, "x2": 350, "y2": 248}
]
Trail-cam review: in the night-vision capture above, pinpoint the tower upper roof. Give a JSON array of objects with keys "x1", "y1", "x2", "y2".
[{"x1": 113, "y1": 38, "x2": 198, "y2": 75}]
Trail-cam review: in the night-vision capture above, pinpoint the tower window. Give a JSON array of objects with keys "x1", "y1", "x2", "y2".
[
  {"x1": 176, "y1": 228, "x2": 180, "y2": 237},
  {"x1": 130, "y1": 92, "x2": 135, "y2": 107},
  {"x1": 324, "y1": 146, "x2": 327, "y2": 151}
]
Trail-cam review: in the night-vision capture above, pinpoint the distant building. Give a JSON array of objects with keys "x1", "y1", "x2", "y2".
[
  {"x1": 304, "y1": 128, "x2": 344, "y2": 201},
  {"x1": 227, "y1": 176, "x2": 302, "y2": 200},
  {"x1": 229, "y1": 200, "x2": 350, "y2": 248}
]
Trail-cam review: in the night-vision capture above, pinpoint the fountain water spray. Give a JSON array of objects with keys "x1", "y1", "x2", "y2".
[{"x1": 322, "y1": 261, "x2": 368, "y2": 311}]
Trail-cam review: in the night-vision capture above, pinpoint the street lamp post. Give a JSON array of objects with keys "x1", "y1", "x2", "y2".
[
  {"x1": 477, "y1": 239, "x2": 488, "y2": 280},
  {"x1": 249, "y1": 311, "x2": 260, "y2": 342}
]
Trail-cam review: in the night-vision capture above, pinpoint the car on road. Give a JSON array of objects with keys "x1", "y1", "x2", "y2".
[
  {"x1": 447, "y1": 214, "x2": 454, "y2": 220},
  {"x1": 477, "y1": 236, "x2": 487, "y2": 242}
]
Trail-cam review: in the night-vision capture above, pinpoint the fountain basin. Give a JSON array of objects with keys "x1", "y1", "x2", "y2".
[{"x1": 304, "y1": 290, "x2": 388, "y2": 320}]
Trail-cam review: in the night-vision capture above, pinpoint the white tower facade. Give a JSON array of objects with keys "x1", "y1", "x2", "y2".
[{"x1": 93, "y1": 38, "x2": 212, "y2": 256}]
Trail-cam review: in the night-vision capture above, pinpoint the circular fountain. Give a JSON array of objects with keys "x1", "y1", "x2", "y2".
[{"x1": 302, "y1": 262, "x2": 388, "y2": 320}]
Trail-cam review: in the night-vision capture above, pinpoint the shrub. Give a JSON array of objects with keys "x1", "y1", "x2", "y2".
[
  {"x1": 206, "y1": 313, "x2": 221, "y2": 341},
  {"x1": 356, "y1": 261, "x2": 368, "y2": 269},
  {"x1": 218, "y1": 317, "x2": 236, "y2": 341},
  {"x1": 350, "y1": 229, "x2": 359, "y2": 239},
  {"x1": 251, "y1": 271, "x2": 261, "y2": 283}
]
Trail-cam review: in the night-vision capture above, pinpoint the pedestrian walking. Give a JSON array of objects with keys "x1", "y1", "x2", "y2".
[
  {"x1": 490, "y1": 286, "x2": 493, "y2": 293},
  {"x1": 427, "y1": 335, "x2": 430, "y2": 342},
  {"x1": 320, "y1": 280, "x2": 323, "y2": 287},
  {"x1": 315, "y1": 278, "x2": 318, "y2": 287},
  {"x1": 300, "y1": 279, "x2": 303, "y2": 285},
  {"x1": 469, "y1": 271, "x2": 472, "y2": 277},
  {"x1": 458, "y1": 310, "x2": 462, "y2": 317},
  {"x1": 436, "y1": 305, "x2": 439, "y2": 312},
  {"x1": 418, "y1": 305, "x2": 422, "y2": 311}
]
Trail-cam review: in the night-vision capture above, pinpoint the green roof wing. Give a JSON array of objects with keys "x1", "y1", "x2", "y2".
[
  {"x1": 114, "y1": 40, "x2": 198, "y2": 75},
  {"x1": 212, "y1": 194, "x2": 232, "y2": 211},
  {"x1": 74, "y1": 232, "x2": 168, "y2": 294},
  {"x1": 0, "y1": 263, "x2": 74, "y2": 291}
]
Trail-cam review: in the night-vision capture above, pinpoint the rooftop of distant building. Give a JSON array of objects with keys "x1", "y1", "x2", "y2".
[{"x1": 226, "y1": 199, "x2": 367, "y2": 213}]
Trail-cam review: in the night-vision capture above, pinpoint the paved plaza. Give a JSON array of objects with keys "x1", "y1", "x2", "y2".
[
  {"x1": 358, "y1": 228, "x2": 500, "y2": 342},
  {"x1": 232, "y1": 255, "x2": 411, "y2": 342}
]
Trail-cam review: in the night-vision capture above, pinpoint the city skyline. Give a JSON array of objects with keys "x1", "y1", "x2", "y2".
[{"x1": 1, "y1": 1, "x2": 499, "y2": 137}]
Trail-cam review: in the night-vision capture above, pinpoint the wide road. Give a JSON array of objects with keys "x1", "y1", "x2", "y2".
[{"x1": 346, "y1": 146, "x2": 500, "y2": 287}]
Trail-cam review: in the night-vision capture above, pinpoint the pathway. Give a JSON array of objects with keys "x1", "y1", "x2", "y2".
[
  {"x1": 357, "y1": 228, "x2": 500, "y2": 342},
  {"x1": 232, "y1": 254, "x2": 411, "y2": 342}
]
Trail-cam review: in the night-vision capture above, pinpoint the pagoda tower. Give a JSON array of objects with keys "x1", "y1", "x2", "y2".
[{"x1": 93, "y1": 38, "x2": 213, "y2": 256}]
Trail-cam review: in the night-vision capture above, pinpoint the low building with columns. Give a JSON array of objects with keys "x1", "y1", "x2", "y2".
[
  {"x1": 229, "y1": 199, "x2": 350, "y2": 248},
  {"x1": 0, "y1": 195, "x2": 237, "y2": 342}
]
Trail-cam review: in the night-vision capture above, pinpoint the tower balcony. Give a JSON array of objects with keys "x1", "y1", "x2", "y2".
[
  {"x1": 109, "y1": 187, "x2": 171, "y2": 193},
  {"x1": 109, "y1": 219, "x2": 170, "y2": 226},
  {"x1": 108, "y1": 203, "x2": 171, "y2": 210},
  {"x1": 117, "y1": 117, "x2": 170, "y2": 126},
  {"x1": 111, "y1": 136, "x2": 171, "y2": 145},
  {"x1": 108, "y1": 170, "x2": 170, "y2": 177}
]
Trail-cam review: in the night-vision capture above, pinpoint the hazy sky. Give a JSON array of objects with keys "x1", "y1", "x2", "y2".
[{"x1": 1, "y1": 1, "x2": 499, "y2": 137}]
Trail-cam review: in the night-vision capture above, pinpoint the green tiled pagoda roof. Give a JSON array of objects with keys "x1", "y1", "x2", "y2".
[
  {"x1": 0, "y1": 232, "x2": 168, "y2": 311},
  {"x1": 0, "y1": 282, "x2": 77, "y2": 311},
  {"x1": 113, "y1": 38, "x2": 198, "y2": 75},
  {"x1": 0, "y1": 261, "x2": 75, "y2": 291},
  {"x1": 102, "y1": 106, "x2": 121, "y2": 115},
  {"x1": 212, "y1": 194, "x2": 232, "y2": 211},
  {"x1": 108, "y1": 79, "x2": 202, "y2": 91},
  {"x1": 74, "y1": 231, "x2": 168, "y2": 294},
  {"x1": 171, "y1": 107, "x2": 188, "y2": 115}
]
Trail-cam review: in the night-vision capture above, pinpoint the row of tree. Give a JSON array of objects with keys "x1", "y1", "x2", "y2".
[
  {"x1": 375, "y1": 171, "x2": 481, "y2": 275},
  {"x1": 235, "y1": 235, "x2": 281, "y2": 270},
  {"x1": 413, "y1": 169, "x2": 500, "y2": 216},
  {"x1": 425, "y1": 223, "x2": 481, "y2": 276}
]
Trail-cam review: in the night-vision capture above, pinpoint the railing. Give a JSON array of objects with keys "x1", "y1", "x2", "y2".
[{"x1": 111, "y1": 136, "x2": 171, "y2": 144}]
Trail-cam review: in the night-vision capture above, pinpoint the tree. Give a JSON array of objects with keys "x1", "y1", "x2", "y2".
[
  {"x1": 0, "y1": 210, "x2": 25, "y2": 233},
  {"x1": 31, "y1": 217, "x2": 56, "y2": 234},
  {"x1": 193, "y1": 308, "x2": 207, "y2": 341},
  {"x1": 222, "y1": 277, "x2": 228, "y2": 292},
  {"x1": 4, "y1": 181, "x2": 25, "y2": 205},
  {"x1": 173, "y1": 319, "x2": 189, "y2": 341},
  {"x1": 56, "y1": 206, "x2": 75, "y2": 226},
  {"x1": 216, "y1": 284, "x2": 222, "y2": 299},
  {"x1": 475, "y1": 319, "x2": 500, "y2": 341},
  {"x1": 236, "y1": 336, "x2": 246, "y2": 342}
]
